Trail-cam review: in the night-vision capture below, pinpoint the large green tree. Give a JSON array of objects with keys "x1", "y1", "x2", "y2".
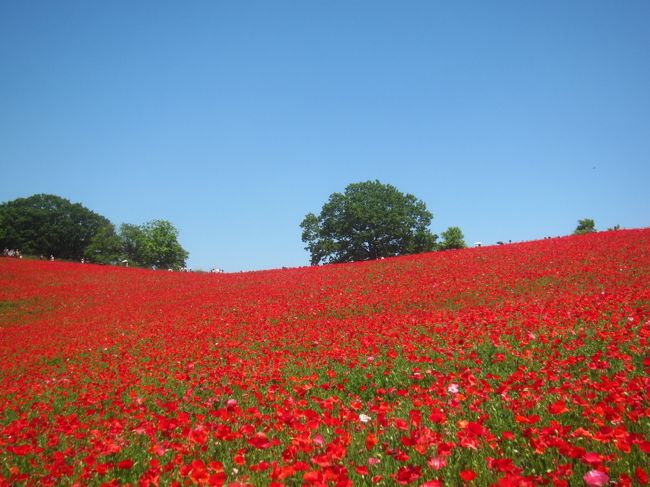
[
  {"x1": 300, "y1": 180, "x2": 437, "y2": 265},
  {"x1": 0, "y1": 194, "x2": 110, "y2": 260},
  {"x1": 120, "y1": 220, "x2": 188, "y2": 269}
]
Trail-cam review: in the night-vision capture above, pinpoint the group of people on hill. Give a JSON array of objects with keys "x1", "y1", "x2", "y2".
[
  {"x1": 2, "y1": 248, "x2": 23, "y2": 258},
  {"x1": 1, "y1": 249, "x2": 59, "y2": 261}
]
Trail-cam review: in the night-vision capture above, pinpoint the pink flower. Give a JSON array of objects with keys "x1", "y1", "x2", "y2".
[
  {"x1": 428, "y1": 456, "x2": 446, "y2": 470},
  {"x1": 583, "y1": 469, "x2": 609, "y2": 486},
  {"x1": 447, "y1": 383, "x2": 459, "y2": 394}
]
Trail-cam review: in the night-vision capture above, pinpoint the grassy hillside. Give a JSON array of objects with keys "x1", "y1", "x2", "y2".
[{"x1": 1, "y1": 230, "x2": 649, "y2": 486}]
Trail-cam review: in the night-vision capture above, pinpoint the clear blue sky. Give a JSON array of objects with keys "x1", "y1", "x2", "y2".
[{"x1": 1, "y1": 1, "x2": 649, "y2": 271}]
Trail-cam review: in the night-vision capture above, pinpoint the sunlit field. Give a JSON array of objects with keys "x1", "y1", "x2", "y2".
[{"x1": 1, "y1": 230, "x2": 648, "y2": 486}]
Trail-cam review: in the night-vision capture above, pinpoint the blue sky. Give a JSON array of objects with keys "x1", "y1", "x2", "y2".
[{"x1": 1, "y1": 1, "x2": 649, "y2": 271}]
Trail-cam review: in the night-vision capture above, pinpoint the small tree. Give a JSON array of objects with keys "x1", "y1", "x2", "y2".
[
  {"x1": 439, "y1": 226, "x2": 466, "y2": 250},
  {"x1": 300, "y1": 180, "x2": 437, "y2": 265},
  {"x1": 120, "y1": 220, "x2": 188, "y2": 269},
  {"x1": 574, "y1": 218, "x2": 596, "y2": 235},
  {"x1": 141, "y1": 219, "x2": 188, "y2": 269}
]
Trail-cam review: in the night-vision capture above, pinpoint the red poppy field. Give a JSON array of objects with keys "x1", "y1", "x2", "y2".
[{"x1": 1, "y1": 230, "x2": 649, "y2": 486}]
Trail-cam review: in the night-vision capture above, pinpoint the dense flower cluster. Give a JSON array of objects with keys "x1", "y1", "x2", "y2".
[{"x1": 0, "y1": 230, "x2": 648, "y2": 486}]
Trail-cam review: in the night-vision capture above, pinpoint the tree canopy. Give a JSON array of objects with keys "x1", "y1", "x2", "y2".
[
  {"x1": 121, "y1": 220, "x2": 188, "y2": 269},
  {"x1": 83, "y1": 223, "x2": 123, "y2": 264},
  {"x1": 439, "y1": 226, "x2": 467, "y2": 250},
  {"x1": 300, "y1": 180, "x2": 437, "y2": 265},
  {"x1": 0, "y1": 194, "x2": 110, "y2": 260},
  {"x1": 0, "y1": 194, "x2": 189, "y2": 268},
  {"x1": 574, "y1": 218, "x2": 596, "y2": 235}
]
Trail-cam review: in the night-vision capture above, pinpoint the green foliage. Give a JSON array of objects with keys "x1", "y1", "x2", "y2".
[
  {"x1": 84, "y1": 224, "x2": 123, "y2": 264},
  {"x1": 0, "y1": 194, "x2": 189, "y2": 268},
  {"x1": 300, "y1": 180, "x2": 437, "y2": 265},
  {"x1": 120, "y1": 220, "x2": 188, "y2": 269},
  {"x1": 119, "y1": 223, "x2": 148, "y2": 265},
  {"x1": 574, "y1": 218, "x2": 596, "y2": 235},
  {"x1": 0, "y1": 194, "x2": 110, "y2": 260},
  {"x1": 439, "y1": 226, "x2": 467, "y2": 250},
  {"x1": 141, "y1": 220, "x2": 189, "y2": 269}
]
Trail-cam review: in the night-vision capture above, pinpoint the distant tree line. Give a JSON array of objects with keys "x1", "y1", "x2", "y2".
[
  {"x1": 0, "y1": 194, "x2": 188, "y2": 269},
  {"x1": 302, "y1": 182, "x2": 623, "y2": 266},
  {"x1": 300, "y1": 180, "x2": 466, "y2": 265},
  {"x1": 572, "y1": 218, "x2": 621, "y2": 235}
]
